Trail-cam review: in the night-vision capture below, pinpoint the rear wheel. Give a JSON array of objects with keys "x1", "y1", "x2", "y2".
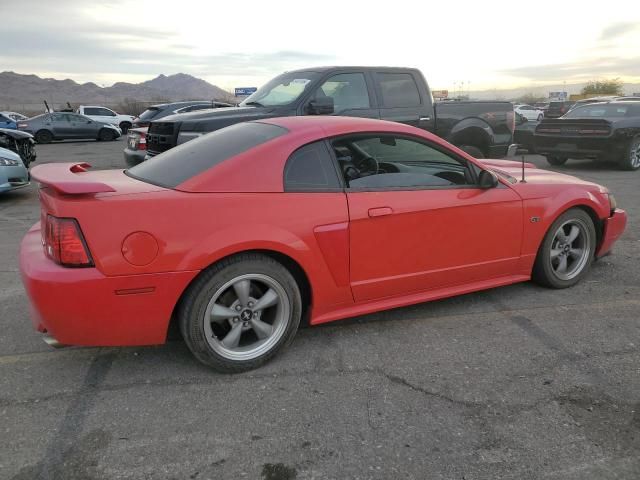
[
  {"x1": 619, "y1": 135, "x2": 640, "y2": 171},
  {"x1": 35, "y1": 130, "x2": 53, "y2": 144},
  {"x1": 545, "y1": 155, "x2": 568, "y2": 166},
  {"x1": 532, "y1": 208, "x2": 596, "y2": 288},
  {"x1": 98, "y1": 128, "x2": 115, "y2": 141},
  {"x1": 178, "y1": 253, "x2": 302, "y2": 373},
  {"x1": 119, "y1": 122, "x2": 131, "y2": 134}
]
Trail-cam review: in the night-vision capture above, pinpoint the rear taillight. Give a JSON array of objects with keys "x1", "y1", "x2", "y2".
[
  {"x1": 44, "y1": 215, "x2": 93, "y2": 267},
  {"x1": 138, "y1": 133, "x2": 147, "y2": 151}
]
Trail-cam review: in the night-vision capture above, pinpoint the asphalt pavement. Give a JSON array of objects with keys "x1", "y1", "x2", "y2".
[{"x1": 1, "y1": 138, "x2": 639, "y2": 480}]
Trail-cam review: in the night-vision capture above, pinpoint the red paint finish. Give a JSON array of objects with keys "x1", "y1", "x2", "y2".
[{"x1": 19, "y1": 116, "x2": 627, "y2": 347}]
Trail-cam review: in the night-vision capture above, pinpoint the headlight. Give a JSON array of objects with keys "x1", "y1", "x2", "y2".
[
  {"x1": 609, "y1": 194, "x2": 617, "y2": 215},
  {"x1": 0, "y1": 156, "x2": 20, "y2": 166}
]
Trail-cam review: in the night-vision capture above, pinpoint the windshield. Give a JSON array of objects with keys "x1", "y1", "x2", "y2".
[
  {"x1": 137, "y1": 107, "x2": 161, "y2": 121},
  {"x1": 240, "y1": 71, "x2": 320, "y2": 107},
  {"x1": 564, "y1": 104, "x2": 629, "y2": 118}
]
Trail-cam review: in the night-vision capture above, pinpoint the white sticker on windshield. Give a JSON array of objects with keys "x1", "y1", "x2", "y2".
[{"x1": 291, "y1": 79, "x2": 311, "y2": 85}]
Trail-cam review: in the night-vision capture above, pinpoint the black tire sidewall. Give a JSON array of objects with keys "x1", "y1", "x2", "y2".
[
  {"x1": 619, "y1": 136, "x2": 640, "y2": 171},
  {"x1": 532, "y1": 208, "x2": 596, "y2": 288},
  {"x1": 98, "y1": 128, "x2": 114, "y2": 141},
  {"x1": 119, "y1": 122, "x2": 131, "y2": 134},
  {"x1": 546, "y1": 155, "x2": 568, "y2": 166},
  {"x1": 179, "y1": 254, "x2": 302, "y2": 372},
  {"x1": 35, "y1": 130, "x2": 52, "y2": 144}
]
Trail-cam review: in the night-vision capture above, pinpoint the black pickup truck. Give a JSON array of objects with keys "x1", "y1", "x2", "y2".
[{"x1": 146, "y1": 67, "x2": 516, "y2": 159}]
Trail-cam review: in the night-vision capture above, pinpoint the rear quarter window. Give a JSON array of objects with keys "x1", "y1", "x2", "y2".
[
  {"x1": 126, "y1": 122, "x2": 287, "y2": 188},
  {"x1": 377, "y1": 73, "x2": 421, "y2": 107}
]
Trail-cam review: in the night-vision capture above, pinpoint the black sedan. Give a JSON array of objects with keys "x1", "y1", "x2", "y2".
[
  {"x1": 534, "y1": 101, "x2": 640, "y2": 170},
  {"x1": 17, "y1": 112, "x2": 121, "y2": 144}
]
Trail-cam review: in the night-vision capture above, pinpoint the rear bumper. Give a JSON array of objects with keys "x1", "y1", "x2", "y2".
[
  {"x1": 535, "y1": 136, "x2": 625, "y2": 159},
  {"x1": 596, "y1": 208, "x2": 627, "y2": 258},
  {"x1": 123, "y1": 147, "x2": 146, "y2": 167},
  {"x1": 19, "y1": 223, "x2": 199, "y2": 346}
]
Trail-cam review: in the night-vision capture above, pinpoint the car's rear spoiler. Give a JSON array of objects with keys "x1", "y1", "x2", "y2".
[{"x1": 30, "y1": 162, "x2": 116, "y2": 194}]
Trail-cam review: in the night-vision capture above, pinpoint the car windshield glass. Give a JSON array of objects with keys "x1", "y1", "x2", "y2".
[
  {"x1": 240, "y1": 72, "x2": 320, "y2": 107},
  {"x1": 138, "y1": 107, "x2": 160, "y2": 121},
  {"x1": 126, "y1": 122, "x2": 287, "y2": 188},
  {"x1": 564, "y1": 104, "x2": 629, "y2": 118}
]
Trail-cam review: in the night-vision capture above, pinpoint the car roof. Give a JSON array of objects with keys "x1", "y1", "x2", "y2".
[{"x1": 284, "y1": 65, "x2": 422, "y2": 74}]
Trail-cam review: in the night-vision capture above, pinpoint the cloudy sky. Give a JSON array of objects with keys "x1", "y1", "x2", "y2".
[{"x1": 2, "y1": 0, "x2": 640, "y2": 92}]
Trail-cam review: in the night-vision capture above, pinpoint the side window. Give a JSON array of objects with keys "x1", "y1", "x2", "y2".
[
  {"x1": 51, "y1": 113, "x2": 69, "y2": 122},
  {"x1": 188, "y1": 104, "x2": 211, "y2": 112},
  {"x1": 284, "y1": 141, "x2": 341, "y2": 191},
  {"x1": 332, "y1": 134, "x2": 473, "y2": 190},
  {"x1": 0, "y1": 115, "x2": 9, "y2": 123},
  {"x1": 314, "y1": 73, "x2": 370, "y2": 112},
  {"x1": 97, "y1": 108, "x2": 116, "y2": 116},
  {"x1": 377, "y1": 73, "x2": 421, "y2": 108},
  {"x1": 83, "y1": 108, "x2": 99, "y2": 116}
]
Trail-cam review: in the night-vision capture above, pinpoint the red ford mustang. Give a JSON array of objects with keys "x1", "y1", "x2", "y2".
[{"x1": 20, "y1": 116, "x2": 627, "y2": 372}]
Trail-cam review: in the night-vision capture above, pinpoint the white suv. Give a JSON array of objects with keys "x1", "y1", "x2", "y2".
[{"x1": 76, "y1": 106, "x2": 134, "y2": 133}]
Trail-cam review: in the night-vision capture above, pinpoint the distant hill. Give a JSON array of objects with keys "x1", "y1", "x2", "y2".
[
  {"x1": 454, "y1": 82, "x2": 640, "y2": 101},
  {"x1": 0, "y1": 71, "x2": 235, "y2": 112}
]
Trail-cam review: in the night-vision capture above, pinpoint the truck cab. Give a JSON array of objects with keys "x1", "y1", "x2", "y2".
[{"x1": 76, "y1": 106, "x2": 135, "y2": 134}]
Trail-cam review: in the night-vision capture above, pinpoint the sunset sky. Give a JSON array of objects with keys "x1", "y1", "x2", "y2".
[{"x1": 2, "y1": 0, "x2": 639, "y2": 92}]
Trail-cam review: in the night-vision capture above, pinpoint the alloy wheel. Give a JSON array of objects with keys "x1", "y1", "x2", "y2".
[
  {"x1": 203, "y1": 273, "x2": 290, "y2": 361},
  {"x1": 549, "y1": 219, "x2": 591, "y2": 281}
]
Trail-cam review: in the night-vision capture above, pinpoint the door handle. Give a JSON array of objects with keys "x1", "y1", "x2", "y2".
[
  {"x1": 419, "y1": 116, "x2": 431, "y2": 121},
  {"x1": 368, "y1": 207, "x2": 393, "y2": 218}
]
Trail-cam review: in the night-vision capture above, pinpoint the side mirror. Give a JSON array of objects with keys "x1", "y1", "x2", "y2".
[
  {"x1": 307, "y1": 96, "x2": 334, "y2": 115},
  {"x1": 478, "y1": 170, "x2": 499, "y2": 189}
]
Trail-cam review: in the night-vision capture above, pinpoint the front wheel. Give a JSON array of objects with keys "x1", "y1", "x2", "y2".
[
  {"x1": 619, "y1": 135, "x2": 640, "y2": 171},
  {"x1": 545, "y1": 155, "x2": 568, "y2": 166},
  {"x1": 178, "y1": 253, "x2": 302, "y2": 373},
  {"x1": 532, "y1": 208, "x2": 596, "y2": 288},
  {"x1": 98, "y1": 128, "x2": 115, "y2": 141},
  {"x1": 35, "y1": 130, "x2": 53, "y2": 144},
  {"x1": 119, "y1": 122, "x2": 131, "y2": 134}
]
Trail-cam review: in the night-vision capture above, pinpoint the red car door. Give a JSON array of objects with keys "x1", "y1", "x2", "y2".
[{"x1": 332, "y1": 134, "x2": 523, "y2": 302}]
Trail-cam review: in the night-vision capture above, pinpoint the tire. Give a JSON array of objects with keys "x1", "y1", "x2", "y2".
[
  {"x1": 619, "y1": 135, "x2": 640, "y2": 171},
  {"x1": 35, "y1": 130, "x2": 53, "y2": 144},
  {"x1": 459, "y1": 145, "x2": 485, "y2": 158},
  {"x1": 532, "y1": 208, "x2": 596, "y2": 289},
  {"x1": 98, "y1": 128, "x2": 115, "y2": 141},
  {"x1": 119, "y1": 122, "x2": 131, "y2": 134},
  {"x1": 545, "y1": 155, "x2": 568, "y2": 166},
  {"x1": 178, "y1": 253, "x2": 302, "y2": 373}
]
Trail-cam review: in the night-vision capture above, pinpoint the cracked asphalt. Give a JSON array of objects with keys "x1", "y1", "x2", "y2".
[{"x1": 1, "y1": 138, "x2": 639, "y2": 480}]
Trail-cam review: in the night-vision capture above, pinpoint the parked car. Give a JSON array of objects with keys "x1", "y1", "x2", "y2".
[
  {"x1": 76, "y1": 106, "x2": 135, "y2": 134},
  {"x1": 0, "y1": 147, "x2": 29, "y2": 193},
  {"x1": 0, "y1": 111, "x2": 28, "y2": 123},
  {"x1": 132, "y1": 101, "x2": 234, "y2": 128},
  {"x1": 534, "y1": 100, "x2": 640, "y2": 170},
  {"x1": 514, "y1": 104, "x2": 544, "y2": 121},
  {"x1": 566, "y1": 96, "x2": 640, "y2": 113},
  {"x1": 0, "y1": 112, "x2": 17, "y2": 130},
  {"x1": 123, "y1": 127, "x2": 147, "y2": 167},
  {"x1": 22, "y1": 116, "x2": 625, "y2": 372},
  {"x1": 0, "y1": 128, "x2": 37, "y2": 167},
  {"x1": 546, "y1": 101, "x2": 576, "y2": 118},
  {"x1": 146, "y1": 67, "x2": 516, "y2": 160},
  {"x1": 17, "y1": 112, "x2": 121, "y2": 143}
]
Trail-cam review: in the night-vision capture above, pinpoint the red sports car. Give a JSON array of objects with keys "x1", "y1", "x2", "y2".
[{"x1": 20, "y1": 116, "x2": 627, "y2": 372}]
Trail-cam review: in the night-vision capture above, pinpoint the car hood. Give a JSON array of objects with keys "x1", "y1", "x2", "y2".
[
  {"x1": 0, "y1": 127, "x2": 34, "y2": 140},
  {"x1": 159, "y1": 106, "x2": 279, "y2": 132},
  {"x1": 0, "y1": 146, "x2": 22, "y2": 162}
]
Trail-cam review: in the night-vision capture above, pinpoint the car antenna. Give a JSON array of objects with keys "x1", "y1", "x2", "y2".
[
  {"x1": 43, "y1": 100, "x2": 50, "y2": 113},
  {"x1": 521, "y1": 151, "x2": 527, "y2": 183}
]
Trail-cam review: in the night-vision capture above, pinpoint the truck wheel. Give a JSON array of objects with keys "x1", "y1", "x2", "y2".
[
  {"x1": 119, "y1": 122, "x2": 131, "y2": 134},
  {"x1": 619, "y1": 135, "x2": 640, "y2": 171},
  {"x1": 545, "y1": 155, "x2": 568, "y2": 166},
  {"x1": 35, "y1": 130, "x2": 53, "y2": 144},
  {"x1": 459, "y1": 145, "x2": 485, "y2": 158}
]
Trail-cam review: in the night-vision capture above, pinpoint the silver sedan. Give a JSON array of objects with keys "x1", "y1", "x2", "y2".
[{"x1": 17, "y1": 112, "x2": 121, "y2": 143}]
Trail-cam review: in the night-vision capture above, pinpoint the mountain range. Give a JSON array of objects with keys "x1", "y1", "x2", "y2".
[{"x1": 0, "y1": 72, "x2": 235, "y2": 112}]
